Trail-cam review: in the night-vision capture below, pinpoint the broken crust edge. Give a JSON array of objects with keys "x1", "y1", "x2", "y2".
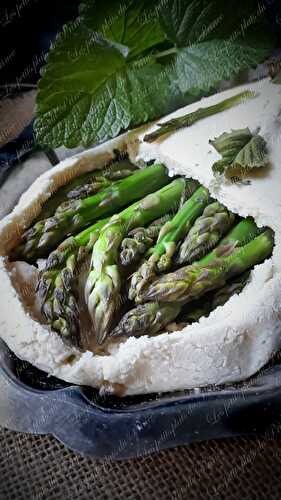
[{"x1": 0, "y1": 85, "x2": 281, "y2": 395}]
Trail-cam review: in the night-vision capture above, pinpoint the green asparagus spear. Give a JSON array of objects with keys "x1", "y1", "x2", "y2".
[
  {"x1": 67, "y1": 160, "x2": 138, "y2": 200},
  {"x1": 143, "y1": 90, "x2": 256, "y2": 143},
  {"x1": 13, "y1": 163, "x2": 170, "y2": 261},
  {"x1": 85, "y1": 178, "x2": 186, "y2": 344},
  {"x1": 199, "y1": 217, "x2": 260, "y2": 265},
  {"x1": 176, "y1": 202, "x2": 235, "y2": 265},
  {"x1": 39, "y1": 159, "x2": 138, "y2": 219},
  {"x1": 37, "y1": 218, "x2": 109, "y2": 343},
  {"x1": 139, "y1": 229, "x2": 274, "y2": 304},
  {"x1": 113, "y1": 219, "x2": 260, "y2": 338},
  {"x1": 120, "y1": 214, "x2": 171, "y2": 267},
  {"x1": 111, "y1": 302, "x2": 182, "y2": 338},
  {"x1": 129, "y1": 185, "x2": 210, "y2": 300}
]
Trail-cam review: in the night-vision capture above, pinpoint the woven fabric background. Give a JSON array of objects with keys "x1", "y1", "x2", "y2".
[{"x1": 1, "y1": 427, "x2": 281, "y2": 499}]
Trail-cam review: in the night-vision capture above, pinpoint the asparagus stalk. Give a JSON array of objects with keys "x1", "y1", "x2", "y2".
[
  {"x1": 143, "y1": 90, "x2": 256, "y2": 143},
  {"x1": 85, "y1": 178, "x2": 186, "y2": 344},
  {"x1": 120, "y1": 214, "x2": 171, "y2": 267},
  {"x1": 67, "y1": 160, "x2": 138, "y2": 200},
  {"x1": 111, "y1": 303, "x2": 182, "y2": 338},
  {"x1": 113, "y1": 219, "x2": 260, "y2": 338},
  {"x1": 13, "y1": 163, "x2": 169, "y2": 261},
  {"x1": 37, "y1": 218, "x2": 109, "y2": 343},
  {"x1": 139, "y1": 229, "x2": 274, "y2": 304},
  {"x1": 39, "y1": 159, "x2": 138, "y2": 219},
  {"x1": 129, "y1": 185, "x2": 210, "y2": 300},
  {"x1": 199, "y1": 217, "x2": 260, "y2": 265},
  {"x1": 176, "y1": 202, "x2": 235, "y2": 265}
]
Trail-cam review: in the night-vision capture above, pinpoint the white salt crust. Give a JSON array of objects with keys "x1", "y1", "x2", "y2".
[{"x1": 1, "y1": 78, "x2": 281, "y2": 395}]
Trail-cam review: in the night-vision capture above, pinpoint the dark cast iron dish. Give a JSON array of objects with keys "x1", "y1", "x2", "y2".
[{"x1": 1, "y1": 337, "x2": 281, "y2": 459}]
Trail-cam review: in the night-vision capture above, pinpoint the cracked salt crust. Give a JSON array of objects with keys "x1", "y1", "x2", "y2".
[{"x1": 0, "y1": 78, "x2": 281, "y2": 395}]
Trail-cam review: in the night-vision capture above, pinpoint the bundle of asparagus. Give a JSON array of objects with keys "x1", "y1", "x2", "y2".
[
  {"x1": 37, "y1": 173, "x2": 184, "y2": 343},
  {"x1": 12, "y1": 158, "x2": 274, "y2": 349}
]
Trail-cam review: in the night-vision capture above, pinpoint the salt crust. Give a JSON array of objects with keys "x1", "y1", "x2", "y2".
[{"x1": 0, "y1": 78, "x2": 281, "y2": 395}]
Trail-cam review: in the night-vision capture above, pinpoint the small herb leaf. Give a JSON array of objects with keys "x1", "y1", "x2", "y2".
[
  {"x1": 235, "y1": 135, "x2": 268, "y2": 169},
  {"x1": 210, "y1": 128, "x2": 268, "y2": 175}
]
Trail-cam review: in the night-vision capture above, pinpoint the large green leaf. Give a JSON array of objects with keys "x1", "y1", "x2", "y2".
[
  {"x1": 35, "y1": 24, "x2": 174, "y2": 148},
  {"x1": 80, "y1": 0, "x2": 166, "y2": 59},
  {"x1": 35, "y1": 2, "x2": 274, "y2": 149}
]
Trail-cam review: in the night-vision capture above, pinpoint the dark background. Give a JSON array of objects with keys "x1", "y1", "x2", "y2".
[
  {"x1": 0, "y1": 0, "x2": 80, "y2": 88},
  {"x1": 1, "y1": 0, "x2": 281, "y2": 88}
]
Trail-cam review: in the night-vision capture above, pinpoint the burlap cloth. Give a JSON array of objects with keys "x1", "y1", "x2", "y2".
[{"x1": 1, "y1": 427, "x2": 281, "y2": 499}]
